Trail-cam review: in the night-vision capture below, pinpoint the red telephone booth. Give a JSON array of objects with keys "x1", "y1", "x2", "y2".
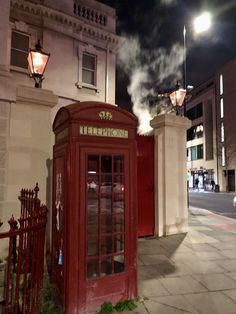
[{"x1": 52, "y1": 102, "x2": 138, "y2": 313}]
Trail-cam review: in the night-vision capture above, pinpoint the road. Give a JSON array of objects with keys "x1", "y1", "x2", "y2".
[{"x1": 189, "y1": 190, "x2": 236, "y2": 219}]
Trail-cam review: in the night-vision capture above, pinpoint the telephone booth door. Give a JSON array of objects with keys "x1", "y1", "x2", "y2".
[{"x1": 81, "y1": 148, "x2": 132, "y2": 310}]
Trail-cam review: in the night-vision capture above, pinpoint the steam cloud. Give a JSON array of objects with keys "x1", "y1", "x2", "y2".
[{"x1": 118, "y1": 36, "x2": 184, "y2": 134}]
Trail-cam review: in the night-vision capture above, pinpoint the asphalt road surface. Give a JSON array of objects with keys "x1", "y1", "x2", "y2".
[{"x1": 189, "y1": 190, "x2": 236, "y2": 219}]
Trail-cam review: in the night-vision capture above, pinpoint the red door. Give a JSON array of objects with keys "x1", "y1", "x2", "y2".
[
  {"x1": 80, "y1": 147, "x2": 136, "y2": 311},
  {"x1": 137, "y1": 135, "x2": 155, "y2": 237}
]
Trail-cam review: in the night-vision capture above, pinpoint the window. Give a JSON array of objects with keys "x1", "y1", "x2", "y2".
[
  {"x1": 220, "y1": 98, "x2": 224, "y2": 118},
  {"x1": 187, "y1": 144, "x2": 204, "y2": 161},
  {"x1": 220, "y1": 74, "x2": 223, "y2": 95},
  {"x1": 221, "y1": 122, "x2": 224, "y2": 142},
  {"x1": 186, "y1": 103, "x2": 203, "y2": 120},
  {"x1": 82, "y1": 53, "x2": 96, "y2": 86},
  {"x1": 11, "y1": 31, "x2": 29, "y2": 70},
  {"x1": 187, "y1": 123, "x2": 204, "y2": 141},
  {"x1": 197, "y1": 144, "x2": 203, "y2": 159}
]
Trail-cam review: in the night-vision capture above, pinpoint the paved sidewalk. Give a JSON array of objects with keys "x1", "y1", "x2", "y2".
[{"x1": 134, "y1": 207, "x2": 236, "y2": 314}]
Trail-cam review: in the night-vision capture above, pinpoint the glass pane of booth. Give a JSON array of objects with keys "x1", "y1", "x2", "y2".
[
  {"x1": 87, "y1": 259, "x2": 99, "y2": 279},
  {"x1": 101, "y1": 175, "x2": 112, "y2": 194},
  {"x1": 100, "y1": 196, "x2": 112, "y2": 214},
  {"x1": 114, "y1": 156, "x2": 124, "y2": 173},
  {"x1": 101, "y1": 214, "x2": 112, "y2": 233},
  {"x1": 101, "y1": 257, "x2": 112, "y2": 276},
  {"x1": 88, "y1": 155, "x2": 99, "y2": 173},
  {"x1": 113, "y1": 214, "x2": 124, "y2": 233},
  {"x1": 88, "y1": 236, "x2": 98, "y2": 256},
  {"x1": 87, "y1": 215, "x2": 98, "y2": 235},
  {"x1": 101, "y1": 155, "x2": 112, "y2": 173},
  {"x1": 87, "y1": 174, "x2": 99, "y2": 193},
  {"x1": 86, "y1": 154, "x2": 126, "y2": 279},
  {"x1": 113, "y1": 199, "x2": 124, "y2": 213},
  {"x1": 101, "y1": 235, "x2": 112, "y2": 254},
  {"x1": 114, "y1": 255, "x2": 125, "y2": 273},
  {"x1": 114, "y1": 234, "x2": 124, "y2": 253}
]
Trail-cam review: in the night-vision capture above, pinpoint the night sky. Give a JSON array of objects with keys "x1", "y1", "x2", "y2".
[{"x1": 100, "y1": 0, "x2": 236, "y2": 113}]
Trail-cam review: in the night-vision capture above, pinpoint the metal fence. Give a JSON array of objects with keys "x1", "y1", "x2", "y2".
[{"x1": 0, "y1": 184, "x2": 48, "y2": 314}]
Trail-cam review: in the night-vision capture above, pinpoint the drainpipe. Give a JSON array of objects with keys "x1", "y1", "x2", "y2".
[{"x1": 105, "y1": 44, "x2": 109, "y2": 103}]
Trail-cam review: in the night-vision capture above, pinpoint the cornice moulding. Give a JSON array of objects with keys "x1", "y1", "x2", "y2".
[{"x1": 10, "y1": 0, "x2": 121, "y2": 47}]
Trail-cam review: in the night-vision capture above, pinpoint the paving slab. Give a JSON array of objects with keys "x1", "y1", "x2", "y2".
[
  {"x1": 216, "y1": 259, "x2": 236, "y2": 272},
  {"x1": 186, "y1": 231, "x2": 219, "y2": 244},
  {"x1": 138, "y1": 278, "x2": 170, "y2": 297},
  {"x1": 194, "y1": 250, "x2": 226, "y2": 260},
  {"x1": 159, "y1": 275, "x2": 207, "y2": 295},
  {"x1": 139, "y1": 254, "x2": 174, "y2": 266},
  {"x1": 227, "y1": 272, "x2": 236, "y2": 281},
  {"x1": 147, "y1": 295, "x2": 199, "y2": 313},
  {"x1": 185, "y1": 242, "x2": 219, "y2": 252},
  {"x1": 223, "y1": 289, "x2": 236, "y2": 302},
  {"x1": 144, "y1": 299, "x2": 195, "y2": 314},
  {"x1": 221, "y1": 249, "x2": 236, "y2": 259},
  {"x1": 138, "y1": 265, "x2": 163, "y2": 281},
  {"x1": 209, "y1": 242, "x2": 236, "y2": 250},
  {"x1": 184, "y1": 291, "x2": 236, "y2": 314},
  {"x1": 163, "y1": 261, "x2": 194, "y2": 277},
  {"x1": 193, "y1": 273, "x2": 236, "y2": 291}
]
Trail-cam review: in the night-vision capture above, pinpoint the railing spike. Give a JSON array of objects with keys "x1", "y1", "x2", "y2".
[{"x1": 34, "y1": 182, "x2": 39, "y2": 198}]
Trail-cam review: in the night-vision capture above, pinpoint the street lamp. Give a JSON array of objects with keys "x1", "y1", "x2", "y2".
[
  {"x1": 27, "y1": 40, "x2": 50, "y2": 88},
  {"x1": 169, "y1": 82, "x2": 186, "y2": 115},
  {"x1": 183, "y1": 11, "x2": 212, "y2": 115}
]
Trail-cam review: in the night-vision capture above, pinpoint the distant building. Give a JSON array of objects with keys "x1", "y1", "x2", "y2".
[
  {"x1": 186, "y1": 57, "x2": 236, "y2": 192},
  {"x1": 0, "y1": 0, "x2": 120, "y2": 221}
]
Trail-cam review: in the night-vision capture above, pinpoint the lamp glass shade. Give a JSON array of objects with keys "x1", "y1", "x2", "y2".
[
  {"x1": 27, "y1": 50, "x2": 50, "y2": 76},
  {"x1": 169, "y1": 88, "x2": 186, "y2": 107}
]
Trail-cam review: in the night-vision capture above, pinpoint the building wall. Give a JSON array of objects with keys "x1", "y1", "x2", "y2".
[
  {"x1": 0, "y1": 0, "x2": 120, "y2": 224},
  {"x1": 215, "y1": 58, "x2": 236, "y2": 191},
  {"x1": 186, "y1": 80, "x2": 217, "y2": 189},
  {"x1": 187, "y1": 58, "x2": 236, "y2": 192}
]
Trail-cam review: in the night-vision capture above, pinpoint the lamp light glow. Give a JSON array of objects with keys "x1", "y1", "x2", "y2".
[{"x1": 193, "y1": 11, "x2": 212, "y2": 34}]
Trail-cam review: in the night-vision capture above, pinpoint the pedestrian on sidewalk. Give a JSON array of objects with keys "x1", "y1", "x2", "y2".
[
  {"x1": 195, "y1": 178, "x2": 199, "y2": 191},
  {"x1": 211, "y1": 179, "x2": 215, "y2": 191}
]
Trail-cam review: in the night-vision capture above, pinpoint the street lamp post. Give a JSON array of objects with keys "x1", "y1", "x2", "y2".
[
  {"x1": 27, "y1": 40, "x2": 50, "y2": 88},
  {"x1": 183, "y1": 25, "x2": 187, "y2": 116},
  {"x1": 182, "y1": 12, "x2": 212, "y2": 115}
]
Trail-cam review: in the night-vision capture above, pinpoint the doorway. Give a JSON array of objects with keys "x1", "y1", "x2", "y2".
[{"x1": 228, "y1": 170, "x2": 235, "y2": 192}]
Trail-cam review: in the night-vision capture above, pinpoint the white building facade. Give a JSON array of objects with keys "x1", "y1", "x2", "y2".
[{"x1": 0, "y1": 0, "x2": 120, "y2": 222}]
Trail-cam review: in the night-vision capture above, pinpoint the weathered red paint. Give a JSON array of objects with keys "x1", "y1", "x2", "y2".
[
  {"x1": 137, "y1": 135, "x2": 155, "y2": 237},
  {"x1": 52, "y1": 102, "x2": 138, "y2": 314}
]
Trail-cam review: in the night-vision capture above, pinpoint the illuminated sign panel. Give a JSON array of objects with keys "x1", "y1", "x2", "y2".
[{"x1": 80, "y1": 125, "x2": 128, "y2": 138}]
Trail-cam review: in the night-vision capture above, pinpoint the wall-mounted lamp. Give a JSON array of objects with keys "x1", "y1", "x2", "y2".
[{"x1": 27, "y1": 40, "x2": 50, "y2": 88}]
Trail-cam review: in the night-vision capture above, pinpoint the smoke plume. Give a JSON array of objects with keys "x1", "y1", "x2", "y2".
[{"x1": 118, "y1": 36, "x2": 184, "y2": 134}]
